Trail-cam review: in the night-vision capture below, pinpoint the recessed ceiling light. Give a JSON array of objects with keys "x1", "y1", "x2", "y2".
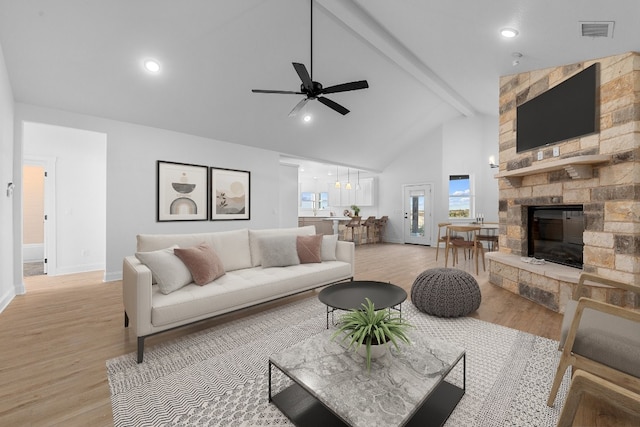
[
  {"x1": 303, "y1": 115, "x2": 312, "y2": 123},
  {"x1": 143, "y1": 59, "x2": 161, "y2": 73},
  {"x1": 500, "y1": 28, "x2": 519, "y2": 38}
]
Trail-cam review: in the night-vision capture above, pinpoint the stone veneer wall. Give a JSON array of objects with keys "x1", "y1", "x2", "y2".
[{"x1": 489, "y1": 51, "x2": 639, "y2": 313}]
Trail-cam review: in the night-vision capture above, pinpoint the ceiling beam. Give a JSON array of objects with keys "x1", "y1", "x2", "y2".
[{"x1": 317, "y1": 0, "x2": 475, "y2": 117}]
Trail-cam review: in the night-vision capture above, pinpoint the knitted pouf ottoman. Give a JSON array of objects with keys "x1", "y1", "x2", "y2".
[{"x1": 411, "y1": 268, "x2": 481, "y2": 317}]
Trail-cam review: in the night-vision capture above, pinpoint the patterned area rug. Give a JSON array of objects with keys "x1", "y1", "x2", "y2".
[{"x1": 107, "y1": 297, "x2": 569, "y2": 426}]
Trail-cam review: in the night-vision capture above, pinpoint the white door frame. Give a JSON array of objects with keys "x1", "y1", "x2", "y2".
[
  {"x1": 23, "y1": 156, "x2": 56, "y2": 276},
  {"x1": 402, "y1": 183, "x2": 434, "y2": 245}
]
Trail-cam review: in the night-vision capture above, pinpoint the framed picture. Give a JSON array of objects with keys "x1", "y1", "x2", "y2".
[
  {"x1": 210, "y1": 167, "x2": 250, "y2": 220},
  {"x1": 157, "y1": 161, "x2": 209, "y2": 221}
]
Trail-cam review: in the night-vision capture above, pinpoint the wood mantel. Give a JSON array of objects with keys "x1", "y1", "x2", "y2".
[{"x1": 494, "y1": 154, "x2": 610, "y2": 186}]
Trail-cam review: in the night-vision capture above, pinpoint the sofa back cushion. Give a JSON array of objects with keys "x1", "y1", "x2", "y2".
[
  {"x1": 248, "y1": 226, "x2": 315, "y2": 267},
  {"x1": 136, "y1": 228, "x2": 251, "y2": 272}
]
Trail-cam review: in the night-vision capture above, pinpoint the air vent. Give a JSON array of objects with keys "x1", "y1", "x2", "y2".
[{"x1": 579, "y1": 21, "x2": 614, "y2": 38}]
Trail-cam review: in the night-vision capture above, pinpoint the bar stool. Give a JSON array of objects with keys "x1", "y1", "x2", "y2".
[
  {"x1": 373, "y1": 216, "x2": 388, "y2": 243},
  {"x1": 361, "y1": 216, "x2": 376, "y2": 244},
  {"x1": 345, "y1": 216, "x2": 362, "y2": 244}
]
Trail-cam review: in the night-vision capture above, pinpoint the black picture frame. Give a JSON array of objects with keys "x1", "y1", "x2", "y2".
[
  {"x1": 210, "y1": 167, "x2": 250, "y2": 220},
  {"x1": 157, "y1": 161, "x2": 209, "y2": 222}
]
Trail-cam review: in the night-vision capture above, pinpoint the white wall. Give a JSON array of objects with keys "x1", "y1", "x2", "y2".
[
  {"x1": 13, "y1": 103, "x2": 294, "y2": 282},
  {"x1": 278, "y1": 163, "x2": 299, "y2": 228},
  {"x1": 378, "y1": 113, "x2": 499, "y2": 244},
  {"x1": 0, "y1": 42, "x2": 15, "y2": 310},
  {"x1": 23, "y1": 122, "x2": 107, "y2": 275}
]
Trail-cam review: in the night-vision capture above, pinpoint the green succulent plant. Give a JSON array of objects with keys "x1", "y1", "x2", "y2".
[
  {"x1": 331, "y1": 297, "x2": 412, "y2": 371},
  {"x1": 350, "y1": 204, "x2": 360, "y2": 216}
]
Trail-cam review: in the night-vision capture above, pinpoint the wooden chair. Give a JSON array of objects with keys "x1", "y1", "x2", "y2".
[
  {"x1": 547, "y1": 272, "x2": 640, "y2": 407},
  {"x1": 475, "y1": 222, "x2": 499, "y2": 252},
  {"x1": 373, "y1": 216, "x2": 388, "y2": 243},
  {"x1": 435, "y1": 222, "x2": 451, "y2": 261},
  {"x1": 361, "y1": 216, "x2": 376, "y2": 244},
  {"x1": 344, "y1": 216, "x2": 362, "y2": 244},
  {"x1": 557, "y1": 370, "x2": 640, "y2": 427},
  {"x1": 444, "y1": 225, "x2": 485, "y2": 275}
]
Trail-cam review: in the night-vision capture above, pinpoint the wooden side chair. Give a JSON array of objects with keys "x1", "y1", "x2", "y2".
[
  {"x1": 547, "y1": 272, "x2": 640, "y2": 407},
  {"x1": 435, "y1": 222, "x2": 451, "y2": 261},
  {"x1": 557, "y1": 370, "x2": 640, "y2": 427},
  {"x1": 475, "y1": 222, "x2": 499, "y2": 252},
  {"x1": 444, "y1": 225, "x2": 485, "y2": 275},
  {"x1": 345, "y1": 216, "x2": 362, "y2": 245}
]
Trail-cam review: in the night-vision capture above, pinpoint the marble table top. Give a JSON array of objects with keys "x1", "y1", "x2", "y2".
[{"x1": 269, "y1": 330, "x2": 465, "y2": 427}]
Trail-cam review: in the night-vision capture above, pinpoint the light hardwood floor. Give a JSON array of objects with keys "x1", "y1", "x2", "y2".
[{"x1": 0, "y1": 243, "x2": 635, "y2": 426}]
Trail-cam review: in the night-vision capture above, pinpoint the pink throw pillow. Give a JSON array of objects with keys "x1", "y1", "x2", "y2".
[
  {"x1": 296, "y1": 234, "x2": 323, "y2": 264},
  {"x1": 174, "y1": 243, "x2": 225, "y2": 285}
]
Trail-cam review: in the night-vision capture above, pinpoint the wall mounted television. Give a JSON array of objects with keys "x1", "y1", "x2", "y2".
[{"x1": 516, "y1": 63, "x2": 599, "y2": 153}]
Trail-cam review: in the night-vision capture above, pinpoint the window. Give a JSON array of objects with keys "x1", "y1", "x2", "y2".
[
  {"x1": 448, "y1": 175, "x2": 473, "y2": 218},
  {"x1": 301, "y1": 192, "x2": 329, "y2": 210}
]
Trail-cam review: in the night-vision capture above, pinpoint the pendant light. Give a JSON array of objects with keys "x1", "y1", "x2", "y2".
[
  {"x1": 345, "y1": 168, "x2": 352, "y2": 190},
  {"x1": 334, "y1": 166, "x2": 341, "y2": 189},
  {"x1": 356, "y1": 170, "x2": 361, "y2": 190}
]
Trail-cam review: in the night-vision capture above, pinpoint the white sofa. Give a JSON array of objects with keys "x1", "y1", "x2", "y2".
[{"x1": 122, "y1": 226, "x2": 354, "y2": 362}]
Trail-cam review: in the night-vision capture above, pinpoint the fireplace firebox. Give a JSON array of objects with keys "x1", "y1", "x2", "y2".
[{"x1": 527, "y1": 205, "x2": 584, "y2": 269}]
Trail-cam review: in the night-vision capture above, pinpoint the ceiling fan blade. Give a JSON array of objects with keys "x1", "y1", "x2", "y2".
[
  {"x1": 317, "y1": 96, "x2": 349, "y2": 115},
  {"x1": 292, "y1": 62, "x2": 313, "y2": 92},
  {"x1": 252, "y1": 89, "x2": 304, "y2": 95},
  {"x1": 288, "y1": 98, "x2": 309, "y2": 117},
  {"x1": 321, "y1": 80, "x2": 369, "y2": 94}
]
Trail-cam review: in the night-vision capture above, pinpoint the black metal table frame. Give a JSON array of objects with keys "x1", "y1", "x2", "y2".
[
  {"x1": 324, "y1": 303, "x2": 403, "y2": 329},
  {"x1": 268, "y1": 353, "x2": 466, "y2": 427}
]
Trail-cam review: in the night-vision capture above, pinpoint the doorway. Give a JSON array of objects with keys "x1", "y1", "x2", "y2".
[{"x1": 403, "y1": 183, "x2": 433, "y2": 245}]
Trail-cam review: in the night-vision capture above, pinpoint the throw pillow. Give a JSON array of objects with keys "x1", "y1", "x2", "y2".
[
  {"x1": 174, "y1": 243, "x2": 226, "y2": 285},
  {"x1": 321, "y1": 234, "x2": 339, "y2": 261},
  {"x1": 297, "y1": 234, "x2": 323, "y2": 264},
  {"x1": 135, "y1": 245, "x2": 193, "y2": 295},
  {"x1": 258, "y1": 235, "x2": 300, "y2": 268}
]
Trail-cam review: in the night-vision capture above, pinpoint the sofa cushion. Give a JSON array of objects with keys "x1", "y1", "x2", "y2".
[
  {"x1": 135, "y1": 246, "x2": 192, "y2": 295},
  {"x1": 297, "y1": 234, "x2": 323, "y2": 264},
  {"x1": 249, "y1": 226, "x2": 315, "y2": 267},
  {"x1": 150, "y1": 261, "x2": 353, "y2": 327},
  {"x1": 137, "y1": 229, "x2": 251, "y2": 272},
  {"x1": 258, "y1": 235, "x2": 300, "y2": 268},
  {"x1": 174, "y1": 243, "x2": 225, "y2": 285},
  {"x1": 321, "y1": 234, "x2": 339, "y2": 261}
]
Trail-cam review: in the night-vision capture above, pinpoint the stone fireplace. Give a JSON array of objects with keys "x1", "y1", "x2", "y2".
[{"x1": 486, "y1": 51, "x2": 640, "y2": 314}]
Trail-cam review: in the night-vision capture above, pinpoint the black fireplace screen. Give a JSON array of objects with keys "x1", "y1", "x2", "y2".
[{"x1": 528, "y1": 205, "x2": 584, "y2": 268}]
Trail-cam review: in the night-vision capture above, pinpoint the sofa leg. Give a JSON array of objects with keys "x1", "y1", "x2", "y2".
[
  {"x1": 137, "y1": 337, "x2": 145, "y2": 363},
  {"x1": 124, "y1": 311, "x2": 129, "y2": 328}
]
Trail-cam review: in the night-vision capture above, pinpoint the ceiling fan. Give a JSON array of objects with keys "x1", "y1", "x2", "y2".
[{"x1": 251, "y1": 0, "x2": 369, "y2": 117}]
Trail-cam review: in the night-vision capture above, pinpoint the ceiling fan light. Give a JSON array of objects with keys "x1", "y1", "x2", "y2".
[
  {"x1": 143, "y1": 59, "x2": 160, "y2": 73},
  {"x1": 500, "y1": 28, "x2": 519, "y2": 38}
]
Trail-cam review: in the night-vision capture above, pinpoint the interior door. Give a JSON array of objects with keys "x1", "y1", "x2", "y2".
[{"x1": 403, "y1": 184, "x2": 433, "y2": 245}]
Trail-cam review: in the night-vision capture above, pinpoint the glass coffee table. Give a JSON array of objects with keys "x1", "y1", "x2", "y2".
[
  {"x1": 318, "y1": 280, "x2": 407, "y2": 328},
  {"x1": 269, "y1": 330, "x2": 465, "y2": 427}
]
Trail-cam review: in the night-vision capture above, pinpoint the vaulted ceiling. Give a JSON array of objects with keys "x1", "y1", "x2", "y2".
[{"x1": 0, "y1": 0, "x2": 638, "y2": 172}]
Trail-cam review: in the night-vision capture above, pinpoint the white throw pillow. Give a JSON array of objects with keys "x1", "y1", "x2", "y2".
[
  {"x1": 135, "y1": 245, "x2": 193, "y2": 295},
  {"x1": 258, "y1": 235, "x2": 300, "y2": 268},
  {"x1": 321, "y1": 234, "x2": 339, "y2": 261}
]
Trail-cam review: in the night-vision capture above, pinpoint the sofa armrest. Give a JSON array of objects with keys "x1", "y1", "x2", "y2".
[
  {"x1": 336, "y1": 240, "x2": 355, "y2": 278},
  {"x1": 122, "y1": 256, "x2": 154, "y2": 337}
]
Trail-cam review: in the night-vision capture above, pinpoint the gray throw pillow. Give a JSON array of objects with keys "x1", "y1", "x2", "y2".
[
  {"x1": 321, "y1": 234, "x2": 339, "y2": 261},
  {"x1": 135, "y1": 245, "x2": 193, "y2": 294},
  {"x1": 258, "y1": 235, "x2": 300, "y2": 268}
]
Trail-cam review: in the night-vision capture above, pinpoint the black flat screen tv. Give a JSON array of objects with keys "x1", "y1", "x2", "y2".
[{"x1": 516, "y1": 63, "x2": 599, "y2": 153}]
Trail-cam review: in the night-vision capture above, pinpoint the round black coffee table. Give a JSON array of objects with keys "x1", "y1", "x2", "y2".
[{"x1": 318, "y1": 280, "x2": 407, "y2": 328}]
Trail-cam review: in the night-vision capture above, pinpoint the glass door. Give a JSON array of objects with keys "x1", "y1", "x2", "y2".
[{"x1": 403, "y1": 184, "x2": 432, "y2": 245}]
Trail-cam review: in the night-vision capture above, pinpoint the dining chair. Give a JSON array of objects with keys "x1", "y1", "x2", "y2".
[
  {"x1": 444, "y1": 225, "x2": 485, "y2": 275},
  {"x1": 547, "y1": 272, "x2": 640, "y2": 407},
  {"x1": 435, "y1": 222, "x2": 452, "y2": 261},
  {"x1": 475, "y1": 222, "x2": 499, "y2": 251}
]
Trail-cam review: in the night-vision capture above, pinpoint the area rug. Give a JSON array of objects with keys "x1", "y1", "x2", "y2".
[{"x1": 107, "y1": 297, "x2": 569, "y2": 426}]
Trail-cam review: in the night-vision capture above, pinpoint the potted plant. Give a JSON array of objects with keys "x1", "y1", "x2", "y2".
[
  {"x1": 350, "y1": 204, "x2": 360, "y2": 216},
  {"x1": 331, "y1": 298, "x2": 412, "y2": 371}
]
